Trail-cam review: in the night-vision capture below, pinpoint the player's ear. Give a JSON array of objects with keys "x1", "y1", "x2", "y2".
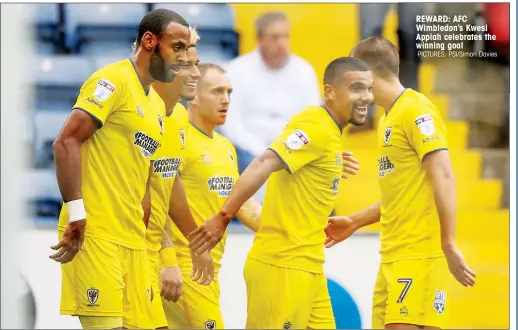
[
  {"x1": 323, "y1": 84, "x2": 334, "y2": 101},
  {"x1": 141, "y1": 31, "x2": 158, "y2": 51}
]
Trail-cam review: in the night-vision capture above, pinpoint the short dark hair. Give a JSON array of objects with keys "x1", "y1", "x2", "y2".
[
  {"x1": 136, "y1": 9, "x2": 189, "y2": 47},
  {"x1": 350, "y1": 36, "x2": 400, "y2": 78},
  {"x1": 198, "y1": 63, "x2": 226, "y2": 79},
  {"x1": 255, "y1": 11, "x2": 288, "y2": 36},
  {"x1": 323, "y1": 57, "x2": 370, "y2": 85}
]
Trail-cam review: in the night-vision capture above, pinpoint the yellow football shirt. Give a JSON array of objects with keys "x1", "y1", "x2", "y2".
[
  {"x1": 377, "y1": 89, "x2": 449, "y2": 263},
  {"x1": 58, "y1": 59, "x2": 165, "y2": 250},
  {"x1": 169, "y1": 123, "x2": 239, "y2": 277},
  {"x1": 146, "y1": 103, "x2": 189, "y2": 260},
  {"x1": 247, "y1": 105, "x2": 344, "y2": 274}
]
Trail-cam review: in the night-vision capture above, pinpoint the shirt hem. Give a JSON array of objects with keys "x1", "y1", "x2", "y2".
[
  {"x1": 57, "y1": 226, "x2": 146, "y2": 250},
  {"x1": 247, "y1": 255, "x2": 324, "y2": 274},
  {"x1": 380, "y1": 253, "x2": 445, "y2": 264}
]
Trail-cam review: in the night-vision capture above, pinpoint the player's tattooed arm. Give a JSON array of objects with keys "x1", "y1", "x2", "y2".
[
  {"x1": 161, "y1": 220, "x2": 173, "y2": 249},
  {"x1": 324, "y1": 201, "x2": 381, "y2": 248},
  {"x1": 189, "y1": 149, "x2": 283, "y2": 254},
  {"x1": 236, "y1": 198, "x2": 262, "y2": 232},
  {"x1": 168, "y1": 176, "x2": 198, "y2": 238}
]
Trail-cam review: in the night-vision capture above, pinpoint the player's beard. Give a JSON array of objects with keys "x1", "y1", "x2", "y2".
[{"x1": 149, "y1": 45, "x2": 176, "y2": 83}]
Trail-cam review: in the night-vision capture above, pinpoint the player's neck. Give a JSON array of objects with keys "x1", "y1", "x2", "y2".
[
  {"x1": 164, "y1": 93, "x2": 181, "y2": 116},
  {"x1": 377, "y1": 80, "x2": 406, "y2": 114},
  {"x1": 189, "y1": 111, "x2": 216, "y2": 138},
  {"x1": 322, "y1": 100, "x2": 347, "y2": 129},
  {"x1": 130, "y1": 51, "x2": 154, "y2": 89}
]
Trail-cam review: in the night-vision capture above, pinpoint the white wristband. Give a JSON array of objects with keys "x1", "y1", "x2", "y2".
[{"x1": 66, "y1": 199, "x2": 86, "y2": 222}]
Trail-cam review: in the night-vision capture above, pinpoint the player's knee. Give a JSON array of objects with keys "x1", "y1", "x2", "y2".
[{"x1": 79, "y1": 316, "x2": 123, "y2": 329}]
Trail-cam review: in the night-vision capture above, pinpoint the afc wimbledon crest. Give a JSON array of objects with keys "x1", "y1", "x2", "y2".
[
  {"x1": 180, "y1": 129, "x2": 186, "y2": 149},
  {"x1": 87, "y1": 288, "x2": 99, "y2": 305},
  {"x1": 433, "y1": 290, "x2": 446, "y2": 314},
  {"x1": 384, "y1": 127, "x2": 392, "y2": 145},
  {"x1": 204, "y1": 320, "x2": 216, "y2": 329},
  {"x1": 415, "y1": 114, "x2": 435, "y2": 136},
  {"x1": 158, "y1": 115, "x2": 164, "y2": 135}
]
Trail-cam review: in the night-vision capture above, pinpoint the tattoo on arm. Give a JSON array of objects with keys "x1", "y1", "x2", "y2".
[{"x1": 161, "y1": 220, "x2": 173, "y2": 249}]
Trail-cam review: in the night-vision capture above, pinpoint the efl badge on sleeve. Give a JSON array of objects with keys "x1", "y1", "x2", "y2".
[
  {"x1": 94, "y1": 79, "x2": 115, "y2": 101},
  {"x1": 384, "y1": 127, "x2": 392, "y2": 145},
  {"x1": 286, "y1": 129, "x2": 310, "y2": 150},
  {"x1": 415, "y1": 114, "x2": 435, "y2": 136}
]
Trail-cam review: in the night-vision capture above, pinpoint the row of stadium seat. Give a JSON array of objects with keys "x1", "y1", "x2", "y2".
[{"x1": 34, "y1": 3, "x2": 239, "y2": 59}]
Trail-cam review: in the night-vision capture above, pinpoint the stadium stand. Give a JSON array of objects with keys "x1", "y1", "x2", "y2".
[{"x1": 33, "y1": 3, "x2": 63, "y2": 54}]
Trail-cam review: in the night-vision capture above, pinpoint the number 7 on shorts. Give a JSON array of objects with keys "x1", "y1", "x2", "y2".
[{"x1": 396, "y1": 278, "x2": 413, "y2": 303}]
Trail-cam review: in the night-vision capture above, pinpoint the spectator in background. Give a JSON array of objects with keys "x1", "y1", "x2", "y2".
[
  {"x1": 222, "y1": 11, "x2": 321, "y2": 174},
  {"x1": 351, "y1": 3, "x2": 424, "y2": 132}
]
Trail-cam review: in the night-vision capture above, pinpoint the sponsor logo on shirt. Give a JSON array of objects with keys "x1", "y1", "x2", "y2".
[
  {"x1": 423, "y1": 136, "x2": 440, "y2": 144},
  {"x1": 93, "y1": 79, "x2": 115, "y2": 102},
  {"x1": 415, "y1": 114, "x2": 435, "y2": 136},
  {"x1": 207, "y1": 175, "x2": 235, "y2": 196},
  {"x1": 378, "y1": 156, "x2": 395, "y2": 177},
  {"x1": 153, "y1": 157, "x2": 181, "y2": 178},
  {"x1": 86, "y1": 97, "x2": 103, "y2": 109},
  {"x1": 134, "y1": 131, "x2": 161, "y2": 158}
]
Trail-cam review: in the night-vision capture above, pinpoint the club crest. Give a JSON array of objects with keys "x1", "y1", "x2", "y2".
[
  {"x1": 204, "y1": 320, "x2": 216, "y2": 329},
  {"x1": 384, "y1": 127, "x2": 392, "y2": 145},
  {"x1": 87, "y1": 288, "x2": 99, "y2": 305},
  {"x1": 180, "y1": 129, "x2": 186, "y2": 149}
]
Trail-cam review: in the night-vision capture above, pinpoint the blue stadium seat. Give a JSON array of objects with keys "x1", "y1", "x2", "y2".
[
  {"x1": 91, "y1": 56, "x2": 129, "y2": 71},
  {"x1": 33, "y1": 3, "x2": 62, "y2": 53},
  {"x1": 196, "y1": 43, "x2": 233, "y2": 65},
  {"x1": 151, "y1": 3, "x2": 239, "y2": 58},
  {"x1": 151, "y1": 3, "x2": 235, "y2": 29},
  {"x1": 26, "y1": 169, "x2": 62, "y2": 218},
  {"x1": 33, "y1": 110, "x2": 69, "y2": 169},
  {"x1": 34, "y1": 56, "x2": 93, "y2": 103},
  {"x1": 65, "y1": 4, "x2": 146, "y2": 54}
]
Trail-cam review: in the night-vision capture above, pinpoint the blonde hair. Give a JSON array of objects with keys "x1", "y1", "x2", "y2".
[{"x1": 189, "y1": 26, "x2": 200, "y2": 47}]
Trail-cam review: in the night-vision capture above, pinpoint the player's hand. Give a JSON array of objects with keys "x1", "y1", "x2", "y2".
[
  {"x1": 190, "y1": 250, "x2": 214, "y2": 286},
  {"x1": 324, "y1": 216, "x2": 358, "y2": 248},
  {"x1": 341, "y1": 151, "x2": 360, "y2": 179},
  {"x1": 49, "y1": 219, "x2": 86, "y2": 263},
  {"x1": 443, "y1": 244, "x2": 476, "y2": 287},
  {"x1": 160, "y1": 266, "x2": 183, "y2": 302},
  {"x1": 188, "y1": 216, "x2": 226, "y2": 255}
]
